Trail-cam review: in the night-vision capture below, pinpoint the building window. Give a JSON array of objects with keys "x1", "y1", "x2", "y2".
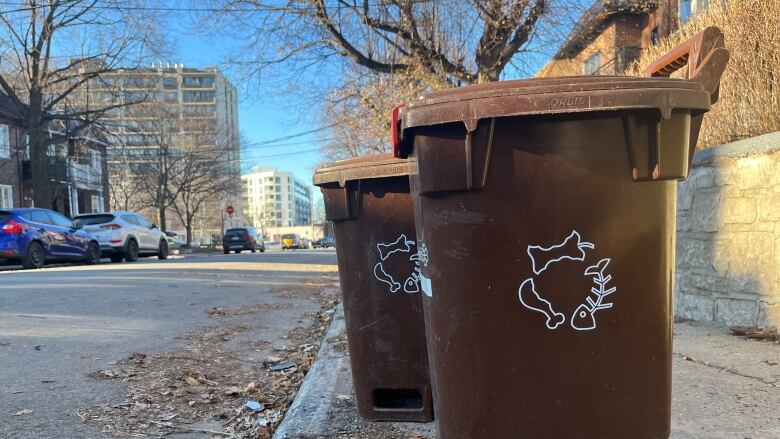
[
  {"x1": 650, "y1": 27, "x2": 660, "y2": 46},
  {"x1": 90, "y1": 195, "x2": 103, "y2": 213},
  {"x1": 162, "y1": 77, "x2": 178, "y2": 89},
  {"x1": 0, "y1": 184, "x2": 12, "y2": 208},
  {"x1": 0, "y1": 125, "x2": 9, "y2": 158},
  {"x1": 584, "y1": 52, "x2": 601, "y2": 75},
  {"x1": 91, "y1": 150, "x2": 101, "y2": 169}
]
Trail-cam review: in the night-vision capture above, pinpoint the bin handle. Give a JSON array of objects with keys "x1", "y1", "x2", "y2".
[{"x1": 643, "y1": 26, "x2": 730, "y2": 104}]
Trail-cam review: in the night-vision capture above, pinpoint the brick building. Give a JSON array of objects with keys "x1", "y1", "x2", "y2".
[
  {"x1": 538, "y1": 0, "x2": 709, "y2": 77},
  {"x1": 0, "y1": 96, "x2": 27, "y2": 209},
  {"x1": 0, "y1": 94, "x2": 109, "y2": 215}
]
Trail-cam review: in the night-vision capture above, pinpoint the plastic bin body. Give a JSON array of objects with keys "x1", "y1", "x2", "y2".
[
  {"x1": 395, "y1": 70, "x2": 725, "y2": 437},
  {"x1": 314, "y1": 154, "x2": 433, "y2": 422}
]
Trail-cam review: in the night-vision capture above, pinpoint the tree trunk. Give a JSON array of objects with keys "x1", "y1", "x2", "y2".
[
  {"x1": 158, "y1": 206, "x2": 167, "y2": 232},
  {"x1": 185, "y1": 216, "x2": 193, "y2": 248},
  {"x1": 27, "y1": 90, "x2": 52, "y2": 209}
]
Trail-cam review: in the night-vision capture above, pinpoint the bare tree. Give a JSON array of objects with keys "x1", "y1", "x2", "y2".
[
  {"x1": 125, "y1": 102, "x2": 183, "y2": 231},
  {"x1": 169, "y1": 137, "x2": 234, "y2": 246},
  {"x1": 201, "y1": 0, "x2": 566, "y2": 89},
  {"x1": 198, "y1": 1, "x2": 583, "y2": 161},
  {"x1": 0, "y1": 0, "x2": 163, "y2": 209},
  {"x1": 107, "y1": 146, "x2": 145, "y2": 212}
]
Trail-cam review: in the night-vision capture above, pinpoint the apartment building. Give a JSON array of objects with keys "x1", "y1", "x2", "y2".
[
  {"x1": 100, "y1": 64, "x2": 241, "y2": 231},
  {"x1": 537, "y1": 0, "x2": 710, "y2": 77},
  {"x1": 241, "y1": 167, "x2": 312, "y2": 232}
]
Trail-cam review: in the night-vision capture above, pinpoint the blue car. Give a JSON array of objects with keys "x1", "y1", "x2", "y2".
[{"x1": 0, "y1": 208, "x2": 101, "y2": 269}]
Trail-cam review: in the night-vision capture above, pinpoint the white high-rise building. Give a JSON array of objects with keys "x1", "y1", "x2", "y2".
[{"x1": 242, "y1": 167, "x2": 312, "y2": 230}]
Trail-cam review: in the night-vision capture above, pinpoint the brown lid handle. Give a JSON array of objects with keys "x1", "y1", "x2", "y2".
[{"x1": 643, "y1": 26, "x2": 730, "y2": 104}]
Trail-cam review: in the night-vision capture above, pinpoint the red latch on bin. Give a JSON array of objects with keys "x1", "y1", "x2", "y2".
[{"x1": 391, "y1": 105, "x2": 404, "y2": 158}]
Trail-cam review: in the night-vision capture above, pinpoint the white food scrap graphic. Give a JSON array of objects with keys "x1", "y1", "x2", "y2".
[
  {"x1": 518, "y1": 230, "x2": 616, "y2": 331},
  {"x1": 373, "y1": 234, "x2": 421, "y2": 294}
]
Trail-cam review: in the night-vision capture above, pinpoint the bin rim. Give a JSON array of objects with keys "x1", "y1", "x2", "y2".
[
  {"x1": 399, "y1": 75, "x2": 711, "y2": 133},
  {"x1": 313, "y1": 153, "x2": 412, "y2": 187}
]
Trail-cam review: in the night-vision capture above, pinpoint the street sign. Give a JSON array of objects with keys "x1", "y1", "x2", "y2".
[{"x1": 226, "y1": 205, "x2": 234, "y2": 216}]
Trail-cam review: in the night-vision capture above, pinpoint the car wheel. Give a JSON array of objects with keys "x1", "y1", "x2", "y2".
[
  {"x1": 234, "y1": 250, "x2": 241, "y2": 254},
  {"x1": 223, "y1": 248, "x2": 229, "y2": 254},
  {"x1": 260, "y1": 247, "x2": 265, "y2": 253},
  {"x1": 110, "y1": 254, "x2": 124, "y2": 263},
  {"x1": 251, "y1": 244, "x2": 257, "y2": 253},
  {"x1": 157, "y1": 240, "x2": 169, "y2": 260},
  {"x1": 85, "y1": 242, "x2": 101, "y2": 265},
  {"x1": 125, "y1": 239, "x2": 139, "y2": 262},
  {"x1": 21, "y1": 241, "x2": 45, "y2": 269}
]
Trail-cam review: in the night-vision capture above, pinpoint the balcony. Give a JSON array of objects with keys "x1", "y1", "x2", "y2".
[{"x1": 22, "y1": 159, "x2": 68, "y2": 183}]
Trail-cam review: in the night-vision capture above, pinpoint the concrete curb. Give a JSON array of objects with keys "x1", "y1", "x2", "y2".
[
  {"x1": 272, "y1": 304, "x2": 350, "y2": 439},
  {"x1": 273, "y1": 304, "x2": 436, "y2": 438}
]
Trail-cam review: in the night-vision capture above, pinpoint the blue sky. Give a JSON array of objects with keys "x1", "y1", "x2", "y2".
[
  {"x1": 170, "y1": 23, "x2": 326, "y2": 194},
  {"x1": 167, "y1": 12, "x2": 562, "y2": 202}
]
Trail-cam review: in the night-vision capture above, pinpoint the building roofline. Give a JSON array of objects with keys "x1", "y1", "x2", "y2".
[{"x1": 553, "y1": 0, "x2": 659, "y2": 59}]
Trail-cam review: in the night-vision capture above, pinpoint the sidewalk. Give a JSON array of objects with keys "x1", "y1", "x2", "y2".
[{"x1": 275, "y1": 306, "x2": 780, "y2": 439}]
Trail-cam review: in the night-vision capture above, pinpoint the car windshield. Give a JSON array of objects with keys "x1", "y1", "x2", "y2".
[
  {"x1": 282, "y1": 234, "x2": 296, "y2": 240},
  {"x1": 74, "y1": 214, "x2": 115, "y2": 225},
  {"x1": 224, "y1": 229, "x2": 246, "y2": 236},
  {"x1": 0, "y1": 211, "x2": 11, "y2": 223}
]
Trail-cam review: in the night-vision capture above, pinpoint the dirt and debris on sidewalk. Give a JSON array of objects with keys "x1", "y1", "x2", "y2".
[
  {"x1": 79, "y1": 279, "x2": 338, "y2": 438},
  {"x1": 272, "y1": 305, "x2": 435, "y2": 439},
  {"x1": 274, "y1": 309, "x2": 780, "y2": 439}
]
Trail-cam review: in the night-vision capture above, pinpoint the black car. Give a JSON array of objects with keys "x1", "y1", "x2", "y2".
[
  {"x1": 312, "y1": 236, "x2": 336, "y2": 248},
  {"x1": 223, "y1": 227, "x2": 264, "y2": 254}
]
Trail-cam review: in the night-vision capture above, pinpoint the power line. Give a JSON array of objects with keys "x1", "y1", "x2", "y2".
[{"x1": 0, "y1": 0, "x2": 436, "y2": 14}]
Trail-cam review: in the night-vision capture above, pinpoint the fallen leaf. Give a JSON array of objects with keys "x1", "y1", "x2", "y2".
[
  {"x1": 185, "y1": 376, "x2": 200, "y2": 387},
  {"x1": 224, "y1": 386, "x2": 241, "y2": 396}
]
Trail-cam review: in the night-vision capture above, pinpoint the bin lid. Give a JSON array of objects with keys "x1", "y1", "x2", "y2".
[
  {"x1": 313, "y1": 153, "x2": 411, "y2": 187},
  {"x1": 398, "y1": 75, "x2": 711, "y2": 135}
]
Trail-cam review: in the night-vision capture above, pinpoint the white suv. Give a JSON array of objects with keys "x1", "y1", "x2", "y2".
[{"x1": 74, "y1": 211, "x2": 169, "y2": 262}]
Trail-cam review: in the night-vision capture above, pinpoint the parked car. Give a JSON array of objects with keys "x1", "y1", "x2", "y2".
[
  {"x1": 165, "y1": 231, "x2": 187, "y2": 249},
  {"x1": 223, "y1": 227, "x2": 264, "y2": 254},
  {"x1": 281, "y1": 233, "x2": 306, "y2": 250},
  {"x1": 0, "y1": 208, "x2": 101, "y2": 269},
  {"x1": 74, "y1": 211, "x2": 169, "y2": 262},
  {"x1": 312, "y1": 236, "x2": 336, "y2": 248}
]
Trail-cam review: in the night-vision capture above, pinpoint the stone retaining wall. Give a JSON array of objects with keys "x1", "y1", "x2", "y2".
[{"x1": 676, "y1": 131, "x2": 780, "y2": 328}]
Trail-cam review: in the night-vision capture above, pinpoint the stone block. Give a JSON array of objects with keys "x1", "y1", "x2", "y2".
[
  {"x1": 729, "y1": 222, "x2": 775, "y2": 232},
  {"x1": 676, "y1": 237, "x2": 713, "y2": 270},
  {"x1": 712, "y1": 238, "x2": 731, "y2": 274},
  {"x1": 675, "y1": 294, "x2": 715, "y2": 322},
  {"x1": 736, "y1": 155, "x2": 775, "y2": 189},
  {"x1": 682, "y1": 273, "x2": 728, "y2": 293},
  {"x1": 677, "y1": 182, "x2": 694, "y2": 211},
  {"x1": 715, "y1": 298, "x2": 759, "y2": 326},
  {"x1": 757, "y1": 302, "x2": 780, "y2": 328},
  {"x1": 727, "y1": 232, "x2": 776, "y2": 295},
  {"x1": 691, "y1": 189, "x2": 721, "y2": 232},
  {"x1": 687, "y1": 166, "x2": 718, "y2": 189},
  {"x1": 721, "y1": 197, "x2": 757, "y2": 224},
  {"x1": 758, "y1": 194, "x2": 780, "y2": 222}
]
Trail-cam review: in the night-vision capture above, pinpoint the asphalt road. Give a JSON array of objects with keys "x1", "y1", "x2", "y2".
[{"x1": 0, "y1": 249, "x2": 338, "y2": 439}]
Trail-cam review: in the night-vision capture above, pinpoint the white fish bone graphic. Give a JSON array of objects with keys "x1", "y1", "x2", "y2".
[
  {"x1": 571, "y1": 258, "x2": 616, "y2": 331},
  {"x1": 527, "y1": 230, "x2": 594, "y2": 275}
]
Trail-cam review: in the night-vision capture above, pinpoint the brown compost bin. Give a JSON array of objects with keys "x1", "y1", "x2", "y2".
[
  {"x1": 313, "y1": 153, "x2": 433, "y2": 422},
  {"x1": 391, "y1": 28, "x2": 729, "y2": 439}
]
